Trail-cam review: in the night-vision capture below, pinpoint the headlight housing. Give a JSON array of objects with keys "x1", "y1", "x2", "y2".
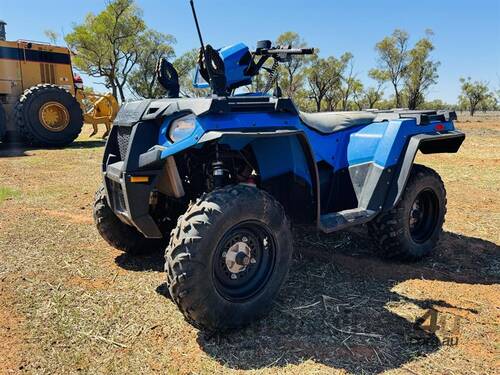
[{"x1": 168, "y1": 114, "x2": 196, "y2": 143}]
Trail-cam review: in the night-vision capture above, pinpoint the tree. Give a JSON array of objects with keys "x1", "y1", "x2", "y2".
[
  {"x1": 324, "y1": 88, "x2": 343, "y2": 111},
  {"x1": 459, "y1": 77, "x2": 491, "y2": 116},
  {"x1": 44, "y1": 29, "x2": 60, "y2": 45},
  {"x1": 480, "y1": 95, "x2": 498, "y2": 112},
  {"x1": 275, "y1": 32, "x2": 311, "y2": 98},
  {"x1": 173, "y1": 49, "x2": 210, "y2": 98},
  {"x1": 65, "y1": 0, "x2": 145, "y2": 102},
  {"x1": 372, "y1": 29, "x2": 410, "y2": 108},
  {"x1": 404, "y1": 32, "x2": 440, "y2": 109},
  {"x1": 360, "y1": 69, "x2": 387, "y2": 109},
  {"x1": 351, "y1": 80, "x2": 366, "y2": 110},
  {"x1": 305, "y1": 56, "x2": 342, "y2": 111},
  {"x1": 128, "y1": 30, "x2": 176, "y2": 98},
  {"x1": 423, "y1": 99, "x2": 453, "y2": 110},
  {"x1": 362, "y1": 87, "x2": 384, "y2": 109},
  {"x1": 338, "y1": 53, "x2": 357, "y2": 110}
]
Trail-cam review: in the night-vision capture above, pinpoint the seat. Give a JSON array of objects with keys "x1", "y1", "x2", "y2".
[{"x1": 299, "y1": 111, "x2": 377, "y2": 134}]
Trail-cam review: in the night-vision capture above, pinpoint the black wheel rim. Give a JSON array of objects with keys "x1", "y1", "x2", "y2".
[
  {"x1": 409, "y1": 188, "x2": 439, "y2": 243},
  {"x1": 213, "y1": 220, "x2": 276, "y2": 302}
]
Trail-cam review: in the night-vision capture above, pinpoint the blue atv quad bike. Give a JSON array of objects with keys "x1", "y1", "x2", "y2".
[{"x1": 93, "y1": 16, "x2": 464, "y2": 331}]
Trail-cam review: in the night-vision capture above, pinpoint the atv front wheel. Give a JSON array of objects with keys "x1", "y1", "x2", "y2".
[
  {"x1": 165, "y1": 185, "x2": 293, "y2": 331},
  {"x1": 15, "y1": 84, "x2": 83, "y2": 147},
  {"x1": 368, "y1": 164, "x2": 446, "y2": 261},
  {"x1": 93, "y1": 185, "x2": 166, "y2": 255}
]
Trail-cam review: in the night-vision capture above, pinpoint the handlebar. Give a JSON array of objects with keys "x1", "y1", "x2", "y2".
[{"x1": 254, "y1": 47, "x2": 315, "y2": 56}]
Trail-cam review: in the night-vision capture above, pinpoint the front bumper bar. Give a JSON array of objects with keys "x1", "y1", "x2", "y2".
[{"x1": 104, "y1": 162, "x2": 163, "y2": 239}]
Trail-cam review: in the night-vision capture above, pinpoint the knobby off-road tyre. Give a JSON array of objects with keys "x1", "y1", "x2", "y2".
[
  {"x1": 165, "y1": 185, "x2": 293, "y2": 332},
  {"x1": 0, "y1": 103, "x2": 6, "y2": 142},
  {"x1": 15, "y1": 84, "x2": 83, "y2": 147},
  {"x1": 93, "y1": 185, "x2": 166, "y2": 255},
  {"x1": 369, "y1": 164, "x2": 446, "y2": 261}
]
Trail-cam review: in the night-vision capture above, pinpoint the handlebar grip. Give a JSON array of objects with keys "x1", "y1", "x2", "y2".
[{"x1": 300, "y1": 48, "x2": 315, "y2": 55}]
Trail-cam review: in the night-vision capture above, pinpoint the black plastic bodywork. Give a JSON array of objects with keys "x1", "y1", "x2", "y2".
[
  {"x1": 103, "y1": 122, "x2": 164, "y2": 238},
  {"x1": 383, "y1": 130, "x2": 465, "y2": 210}
]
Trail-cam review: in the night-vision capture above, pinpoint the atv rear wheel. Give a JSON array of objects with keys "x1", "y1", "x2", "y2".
[
  {"x1": 165, "y1": 185, "x2": 293, "y2": 332},
  {"x1": 15, "y1": 84, "x2": 83, "y2": 147},
  {"x1": 368, "y1": 164, "x2": 446, "y2": 261},
  {"x1": 93, "y1": 185, "x2": 166, "y2": 255}
]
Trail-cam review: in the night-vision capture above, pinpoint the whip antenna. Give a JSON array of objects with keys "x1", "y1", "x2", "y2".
[{"x1": 189, "y1": 0, "x2": 206, "y2": 56}]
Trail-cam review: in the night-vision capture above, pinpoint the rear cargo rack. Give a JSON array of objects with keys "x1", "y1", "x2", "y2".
[{"x1": 369, "y1": 109, "x2": 457, "y2": 125}]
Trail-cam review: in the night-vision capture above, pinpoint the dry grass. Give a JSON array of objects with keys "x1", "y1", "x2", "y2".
[{"x1": 0, "y1": 121, "x2": 498, "y2": 374}]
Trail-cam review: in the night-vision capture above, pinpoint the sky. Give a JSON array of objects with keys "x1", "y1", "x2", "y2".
[{"x1": 1, "y1": 0, "x2": 499, "y2": 103}]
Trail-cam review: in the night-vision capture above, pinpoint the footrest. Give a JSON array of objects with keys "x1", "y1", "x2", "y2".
[{"x1": 319, "y1": 209, "x2": 376, "y2": 233}]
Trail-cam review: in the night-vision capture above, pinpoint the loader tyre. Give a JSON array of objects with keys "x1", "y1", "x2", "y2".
[
  {"x1": 0, "y1": 104, "x2": 6, "y2": 142},
  {"x1": 93, "y1": 185, "x2": 166, "y2": 255},
  {"x1": 15, "y1": 84, "x2": 83, "y2": 147},
  {"x1": 369, "y1": 164, "x2": 446, "y2": 261},
  {"x1": 165, "y1": 185, "x2": 293, "y2": 332}
]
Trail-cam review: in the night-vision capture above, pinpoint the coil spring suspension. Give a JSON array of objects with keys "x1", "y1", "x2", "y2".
[{"x1": 263, "y1": 60, "x2": 280, "y2": 93}]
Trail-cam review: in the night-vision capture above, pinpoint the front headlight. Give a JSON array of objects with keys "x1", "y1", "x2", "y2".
[{"x1": 168, "y1": 114, "x2": 196, "y2": 143}]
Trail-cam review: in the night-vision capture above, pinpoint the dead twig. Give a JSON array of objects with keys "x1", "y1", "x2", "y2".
[
  {"x1": 292, "y1": 301, "x2": 321, "y2": 310},
  {"x1": 81, "y1": 332, "x2": 128, "y2": 348},
  {"x1": 326, "y1": 323, "x2": 382, "y2": 338}
]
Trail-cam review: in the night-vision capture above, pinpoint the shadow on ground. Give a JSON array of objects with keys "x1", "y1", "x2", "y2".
[
  {"x1": 115, "y1": 249, "x2": 165, "y2": 273},
  {"x1": 0, "y1": 140, "x2": 105, "y2": 157},
  {"x1": 195, "y1": 228, "x2": 499, "y2": 373},
  {"x1": 0, "y1": 142, "x2": 32, "y2": 157},
  {"x1": 118, "y1": 225, "x2": 499, "y2": 373},
  {"x1": 67, "y1": 140, "x2": 106, "y2": 149}
]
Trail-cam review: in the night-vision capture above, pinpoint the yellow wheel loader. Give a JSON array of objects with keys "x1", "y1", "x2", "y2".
[{"x1": 0, "y1": 21, "x2": 118, "y2": 147}]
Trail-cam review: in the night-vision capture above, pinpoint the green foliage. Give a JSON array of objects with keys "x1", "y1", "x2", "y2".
[
  {"x1": 173, "y1": 49, "x2": 210, "y2": 98},
  {"x1": 421, "y1": 99, "x2": 454, "y2": 110},
  {"x1": 336, "y1": 53, "x2": 353, "y2": 110},
  {"x1": 459, "y1": 77, "x2": 493, "y2": 116},
  {"x1": 479, "y1": 93, "x2": 498, "y2": 112},
  {"x1": 128, "y1": 30, "x2": 176, "y2": 99},
  {"x1": 65, "y1": 0, "x2": 146, "y2": 102},
  {"x1": 275, "y1": 32, "x2": 312, "y2": 98},
  {"x1": 404, "y1": 33, "x2": 440, "y2": 109},
  {"x1": 372, "y1": 29, "x2": 410, "y2": 108},
  {"x1": 363, "y1": 87, "x2": 384, "y2": 109},
  {"x1": 372, "y1": 29, "x2": 440, "y2": 109},
  {"x1": 305, "y1": 56, "x2": 343, "y2": 111}
]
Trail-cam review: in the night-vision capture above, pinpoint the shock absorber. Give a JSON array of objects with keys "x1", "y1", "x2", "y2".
[
  {"x1": 211, "y1": 144, "x2": 228, "y2": 189},
  {"x1": 211, "y1": 160, "x2": 226, "y2": 189}
]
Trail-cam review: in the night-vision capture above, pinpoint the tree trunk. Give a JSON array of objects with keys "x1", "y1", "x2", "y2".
[
  {"x1": 111, "y1": 85, "x2": 118, "y2": 101},
  {"x1": 408, "y1": 94, "x2": 416, "y2": 110},
  {"x1": 394, "y1": 84, "x2": 401, "y2": 108},
  {"x1": 315, "y1": 93, "x2": 325, "y2": 112},
  {"x1": 109, "y1": 76, "x2": 118, "y2": 101},
  {"x1": 116, "y1": 80, "x2": 126, "y2": 103}
]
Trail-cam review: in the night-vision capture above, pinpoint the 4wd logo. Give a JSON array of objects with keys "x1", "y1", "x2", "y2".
[{"x1": 417, "y1": 309, "x2": 462, "y2": 346}]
